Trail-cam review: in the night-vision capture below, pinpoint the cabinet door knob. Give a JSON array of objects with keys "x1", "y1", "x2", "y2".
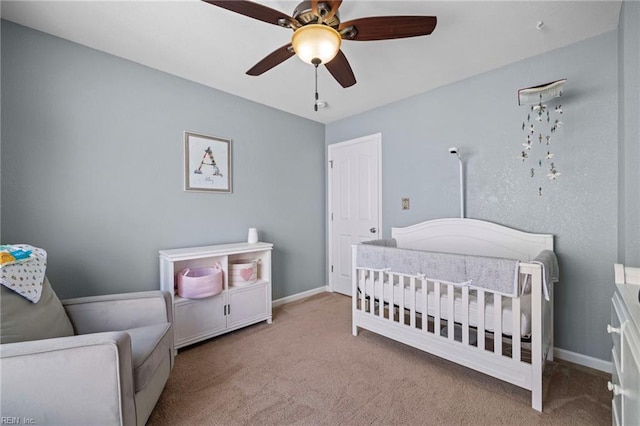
[
  {"x1": 370, "y1": 227, "x2": 377, "y2": 234},
  {"x1": 607, "y1": 381, "x2": 622, "y2": 396},
  {"x1": 607, "y1": 324, "x2": 621, "y2": 334}
]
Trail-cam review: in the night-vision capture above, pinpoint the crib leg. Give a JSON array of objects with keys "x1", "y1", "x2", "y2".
[
  {"x1": 532, "y1": 381, "x2": 542, "y2": 412},
  {"x1": 548, "y1": 285, "x2": 555, "y2": 362},
  {"x1": 352, "y1": 325, "x2": 358, "y2": 336}
]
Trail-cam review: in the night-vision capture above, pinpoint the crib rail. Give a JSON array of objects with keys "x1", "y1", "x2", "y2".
[{"x1": 351, "y1": 251, "x2": 552, "y2": 412}]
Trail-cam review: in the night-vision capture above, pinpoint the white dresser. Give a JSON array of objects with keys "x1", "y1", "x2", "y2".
[{"x1": 609, "y1": 264, "x2": 640, "y2": 425}]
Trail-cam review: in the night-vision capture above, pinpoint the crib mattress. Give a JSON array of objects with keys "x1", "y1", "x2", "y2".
[{"x1": 360, "y1": 279, "x2": 532, "y2": 337}]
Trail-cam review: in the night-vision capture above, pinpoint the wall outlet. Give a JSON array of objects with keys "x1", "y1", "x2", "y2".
[{"x1": 402, "y1": 198, "x2": 410, "y2": 210}]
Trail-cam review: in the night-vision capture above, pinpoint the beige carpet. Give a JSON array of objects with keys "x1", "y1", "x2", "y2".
[{"x1": 148, "y1": 292, "x2": 611, "y2": 425}]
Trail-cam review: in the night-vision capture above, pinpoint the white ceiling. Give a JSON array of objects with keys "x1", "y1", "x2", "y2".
[{"x1": 1, "y1": 0, "x2": 622, "y2": 124}]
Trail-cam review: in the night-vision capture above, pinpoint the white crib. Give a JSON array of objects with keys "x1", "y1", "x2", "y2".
[{"x1": 351, "y1": 218, "x2": 556, "y2": 412}]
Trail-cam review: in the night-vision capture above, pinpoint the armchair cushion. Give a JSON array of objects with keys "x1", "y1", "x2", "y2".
[{"x1": 1, "y1": 277, "x2": 74, "y2": 344}]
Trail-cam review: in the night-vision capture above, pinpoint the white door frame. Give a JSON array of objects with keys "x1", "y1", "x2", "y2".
[{"x1": 327, "y1": 133, "x2": 382, "y2": 293}]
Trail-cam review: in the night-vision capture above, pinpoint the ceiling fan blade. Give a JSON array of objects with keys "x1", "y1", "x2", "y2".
[
  {"x1": 340, "y1": 16, "x2": 437, "y2": 41},
  {"x1": 246, "y1": 44, "x2": 295, "y2": 76},
  {"x1": 325, "y1": 50, "x2": 356, "y2": 88},
  {"x1": 203, "y1": 0, "x2": 296, "y2": 28}
]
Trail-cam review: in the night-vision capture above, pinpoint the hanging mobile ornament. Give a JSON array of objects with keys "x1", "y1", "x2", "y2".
[{"x1": 547, "y1": 163, "x2": 561, "y2": 180}]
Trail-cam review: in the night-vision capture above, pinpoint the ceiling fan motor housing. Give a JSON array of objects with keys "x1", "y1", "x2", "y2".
[{"x1": 293, "y1": 1, "x2": 340, "y2": 28}]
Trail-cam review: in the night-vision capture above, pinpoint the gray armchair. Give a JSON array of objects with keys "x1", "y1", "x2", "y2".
[{"x1": 0, "y1": 278, "x2": 173, "y2": 425}]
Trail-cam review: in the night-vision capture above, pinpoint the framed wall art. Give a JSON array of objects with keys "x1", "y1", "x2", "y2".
[{"x1": 184, "y1": 131, "x2": 232, "y2": 193}]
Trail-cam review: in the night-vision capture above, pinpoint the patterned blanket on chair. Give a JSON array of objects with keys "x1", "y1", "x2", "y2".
[{"x1": 0, "y1": 244, "x2": 47, "y2": 303}]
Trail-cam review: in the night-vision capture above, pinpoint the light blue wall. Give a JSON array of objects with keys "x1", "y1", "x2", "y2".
[
  {"x1": 1, "y1": 21, "x2": 326, "y2": 300},
  {"x1": 326, "y1": 32, "x2": 619, "y2": 360},
  {"x1": 619, "y1": 0, "x2": 640, "y2": 266}
]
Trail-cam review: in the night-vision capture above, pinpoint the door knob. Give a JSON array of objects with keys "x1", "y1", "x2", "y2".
[
  {"x1": 608, "y1": 381, "x2": 622, "y2": 396},
  {"x1": 370, "y1": 227, "x2": 377, "y2": 233}
]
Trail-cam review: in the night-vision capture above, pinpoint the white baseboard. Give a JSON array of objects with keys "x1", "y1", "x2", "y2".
[
  {"x1": 272, "y1": 285, "x2": 329, "y2": 308},
  {"x1": 553, "y1": 347, "x2": 611, "y2": 373}
]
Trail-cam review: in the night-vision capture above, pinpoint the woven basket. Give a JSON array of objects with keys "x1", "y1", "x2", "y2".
[
  {"x1": 177, "y1": 266, "x2": 223, "y2": 299},
  {"x1": 229, "y1": 260, "x2": 258, "y2": 287}
]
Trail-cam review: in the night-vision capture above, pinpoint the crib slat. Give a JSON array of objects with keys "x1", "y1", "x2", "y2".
[
  {"x1": 383, "y1": 272, "x2": 390, "y2": 319},
  {"x1": 387, "y1": 272, "x2": 394, "y2": 321},
  {"x1": 494, "y1": 293, "x2": 502, "y2": 355},
  {"x1": 372, "y1": 270, "x2": 378, "y2": 315},
  {"x1": 434, "y1": 281, "x2": 441, "y2": 334},
  {"x1": 462, "y1": 287, "x2": 469, "y2": 345},
  {"x1": 422, "y1": 278, "x2": 428, "y2": 333},
  {"x1": 399, "y1": 275, "x2": 405, "y2": 325},
  {"x1": 478, "y1": 289, "x2": 485, "y2": 350},
  {"x1": 363, "y1": 270, "x2": 376, "y2": 313},
  {"x1": 512, "y1": 296, "x2": 521, "y2": 361},
  {"x1": 360, "y1": 269, "x2": 371, "y2": 312},
  {"x1": 410, "y1": 277, "x2": 416, "y2": 328},
  {"x1": 447, "y1": 285, "x2": 455, "y2": 340},
  {"x1": 359, "y1": 269, "x2": 365, "y2": 313}
]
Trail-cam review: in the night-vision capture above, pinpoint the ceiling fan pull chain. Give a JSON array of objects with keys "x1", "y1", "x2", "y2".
[{"x1": 314, "y1": 61, "x2": 320, "y2": 112}]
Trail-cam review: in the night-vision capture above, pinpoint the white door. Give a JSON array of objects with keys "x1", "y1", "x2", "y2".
[{"x1": 328, "y1": 134, "x2": 381, "y2": 295}]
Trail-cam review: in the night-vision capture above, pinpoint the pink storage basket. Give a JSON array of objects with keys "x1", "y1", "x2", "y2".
[{"x1": 177, "y1": 264, "x2": 223, "y2": 299}]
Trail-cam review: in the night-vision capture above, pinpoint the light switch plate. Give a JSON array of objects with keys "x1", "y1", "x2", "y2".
[{"x1": 402, "y1": 198, "x2": 410, "y2": 210}]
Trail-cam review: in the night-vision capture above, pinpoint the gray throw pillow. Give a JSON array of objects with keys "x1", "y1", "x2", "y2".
[{"x1": 1, "y1": 277, "x2": 74, "y2": 344}]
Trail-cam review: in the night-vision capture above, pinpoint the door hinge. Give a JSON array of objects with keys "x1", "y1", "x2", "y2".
[
  {"x1": 331, "y1": 265, "x2": 334, "y2": 273},
  {"x1": 329, "y1": 160, "x2": 333, "y2": 169},
  {"x1": 331, "y1": 213, "x2": 334, "y2": 221}
]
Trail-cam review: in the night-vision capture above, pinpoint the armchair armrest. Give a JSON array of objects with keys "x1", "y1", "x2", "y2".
[
  {"x1": 63, "y1": 291, "x2": 172, "y2": 335},
  {"x1": 0, "y1": 332, "x2": 136, "y2": 425}
]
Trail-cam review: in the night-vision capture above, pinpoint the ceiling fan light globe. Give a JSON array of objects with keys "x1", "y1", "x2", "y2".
[{"x1": 291, "y1": 24, "x2": 342, "y2": 65}]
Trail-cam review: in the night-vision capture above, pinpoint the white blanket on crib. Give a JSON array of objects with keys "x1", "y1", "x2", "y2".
[{"x1": 358, "y1": 240, "x2": 520, "y2": 297}]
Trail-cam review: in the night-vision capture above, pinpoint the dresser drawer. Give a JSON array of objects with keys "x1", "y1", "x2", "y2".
[
  {"x1": 611, "y1": 348, "x2": 622, "y2": 426},
  {"x1": 621, "y1": 323, "x2": 640, "y2": 424}
]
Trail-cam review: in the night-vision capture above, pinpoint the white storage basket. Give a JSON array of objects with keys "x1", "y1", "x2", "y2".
[{"x1": 229, "y1": 259, "x2": 258, "y2": 287}]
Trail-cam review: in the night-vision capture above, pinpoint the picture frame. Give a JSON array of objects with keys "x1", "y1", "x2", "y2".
[{"x1": 184, "y1": 131, "x2": 232, "y2": 193}]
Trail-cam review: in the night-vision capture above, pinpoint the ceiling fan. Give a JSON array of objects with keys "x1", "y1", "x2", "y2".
[{"x1": 203, "y1": 0, "x2": 437, "y2": 89}]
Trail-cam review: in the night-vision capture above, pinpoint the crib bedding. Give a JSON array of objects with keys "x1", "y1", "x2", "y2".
[
  {"x1": 357, "y1": 241, "x2": 520, "y2": 296},
  {"x1": 360, "y1": 277, "x2": 532, "y2": 337}
]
